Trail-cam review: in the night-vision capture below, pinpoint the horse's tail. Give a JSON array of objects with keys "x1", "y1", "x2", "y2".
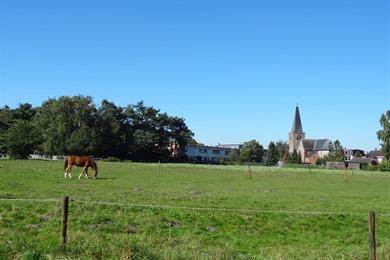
[
  {"x1": 91, "y1": 160, "x2": 98, "y2": 178},
  {"x1": 64, "y1": 157, "x2": 68, "y2": 171}
]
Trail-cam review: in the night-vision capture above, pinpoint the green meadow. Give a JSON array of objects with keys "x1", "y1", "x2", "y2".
[{"x1": 1, "y1": 160, "x2": 390, "y2": 259}]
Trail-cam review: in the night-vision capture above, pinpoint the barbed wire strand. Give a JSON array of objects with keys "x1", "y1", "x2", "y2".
[{"x1": 1, "y1": 197, "x2": 389, "y2": 217}]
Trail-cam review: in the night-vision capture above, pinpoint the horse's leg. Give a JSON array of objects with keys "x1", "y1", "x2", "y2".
[
  {"x1": 79, "y1": 168, "x2": 84, "y2": 179},
  {"x1": 79, "y1": 166, "x2": 88, "y2": 179},
  {"x1": 64, "y1": 164, "x2": 68, "y2": 178},
  {"x1": 66, "y1": 165, "x2": 73, "y2": 178},
  {"x1": 65, "y1": 165, "x2": 70, "y2": 178},
  {"x1": 84, "y1": 167, "x2": 89, "y2": 179}
]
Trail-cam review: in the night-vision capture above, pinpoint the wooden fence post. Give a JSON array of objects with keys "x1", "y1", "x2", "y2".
[
  {"x1": 369, "y1": 211, "x2": 376, "y2": 260},
  {"x1": 158, "y1": 160, "x2": 161, "y2": 176},
  {"x1": 248, "y1": 165, "x2": 252, "y2": 179},
  {"x1": 61, "y1": 196, "x2": 69, "y2": 245},
  {"x1": 344, "y1": 169, "x2": 348, "y2": 182}
]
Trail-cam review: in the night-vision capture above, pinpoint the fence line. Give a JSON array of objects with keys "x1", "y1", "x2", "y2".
[
  {"x1": 1, "y1": 197, "x2": 389, "y2": 217},
  {"x1": 0, "y1": 198, "x2": 61, "y2": 203}
]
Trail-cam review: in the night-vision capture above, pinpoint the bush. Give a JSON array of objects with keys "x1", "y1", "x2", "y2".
[
  {"x1": 103, "y1": 157, "x2": 121, "y2": 162},
  {"x1": 380, "y1": 160, "x2": 390, "y2": 172},
  {"x1": 364, "y1": 164, "x2": 379, "y2": 171},
  {"x1": 365, "y1": 160, "x2": 390, "y2": 172},
  {"x1": 283, "y1": 163, "x2": 320, "y2": 169}
]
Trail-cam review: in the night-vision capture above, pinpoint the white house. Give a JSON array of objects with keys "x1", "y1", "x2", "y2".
[{"x1": 185, "y1": 144, "x2": 237, "y2": 163}]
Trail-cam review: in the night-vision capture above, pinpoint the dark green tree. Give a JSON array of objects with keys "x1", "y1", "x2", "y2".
[
  {"x1": 124, "y1": 101, "x2": 194, "y2": 161},
  {"x1": 322, "y1": 139, "x2": 345, "y2": 162},
  {"x1": 3, "y1": 120, "x2": 41, "y2": 159},
  {"x1": 166, "y1": 116, "x2": 195, "y2": 158},
  {"x1": 288, "y1": 149, "x2": 301, "y2": 164},
  {"x1": 35, "y1": 96, "x2": 98, "y2": 155},
  {"x1": 333, "y1": 139, "x2": 343, "y2": 152},
  {"x1": 95, "y1": 100, "x2": 127, "y2": 158},
  {"x1": 240, "y1": 140, "x2": 264, "y2": 163},
  {"x1": 266, "y1": 141, "x2": 279, "y2": 166},
  {"x1": 0, "y1": 104, "x2": 39, "y2": 156},
  {"x1": 275, "y1": 141, "x2": 288, "y2": 160},
  {"x1": 377, "y1": 110, "x2": 390, "y2": 160},
  {"x1": 13, "y1": 103, "x2": 36, "y2": 121},
  {"x1": 229, "y1": 149, "x2": 240, "y2": 163},
  {"x1": 0, "y1": 106, "x2": 14, "y2": 154}
]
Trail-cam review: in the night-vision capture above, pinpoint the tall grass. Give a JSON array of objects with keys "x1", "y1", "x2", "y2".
[{"x1": 1, "y1": 160, "x2": 390, "y2": 259}]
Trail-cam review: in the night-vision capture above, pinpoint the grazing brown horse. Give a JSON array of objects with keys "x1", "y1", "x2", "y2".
[{"x1": 64, "y1": 156, "x2": 98, "y2": 179}]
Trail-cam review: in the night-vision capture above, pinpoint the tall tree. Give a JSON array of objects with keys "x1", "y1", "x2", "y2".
[
  {"x1": 288, "y1": 149, "x2": 302, "y2": 164},
  {"x1": 124, "y1": 101, "x2": 194, "y2": 161},
  {"x1": 35, "y1": 96, "x2": 98, "y2": 155},
  {"x1": 275, "y1": 141, "x2": 288, "y2": 160},
  {"x1": 95, "y1": 100, "x2": 127, "y2": 158},
  {"x1": 13, "y1": 103, "x2": 36, "y2": 121},
  {"x1": 0, "y1": 106, "x2": 14, "y2": 154},
  {"x1": 0, "y1": 104, "x2": 38, "y2": 156},
  {"x1": 125, "y1": 102, "x2": 164, "y2": 160},
  {"x1": 229, "y1": 149, "x2": 240, "y2": 163},
  {"x1": 3, "y1": 120, "x2": 41, "y2": 159},
  {"x1": 240, "y1": 140, "x2": 264, "y2": 163},
  {"x1": 266, "y1": 141, "x2": 279, "y2": 166},
  {"x1": 378, "y1": 110, "x2": 390, "y2": 160},
  {"x1": 333, "y1": 139, "x2": 343, "y2": 152},
  {"x1": 166, "y1": 116, "x2": 195, "y2": 157}
]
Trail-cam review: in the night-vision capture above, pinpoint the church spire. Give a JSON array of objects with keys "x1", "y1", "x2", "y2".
[{"x1": 291, "y1": 106, "x2": 303, "y2": 133}]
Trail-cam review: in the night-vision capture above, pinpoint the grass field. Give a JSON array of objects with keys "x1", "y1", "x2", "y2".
[{"x1": 1, "y1": 160, "x2": 390, "y2": 259}]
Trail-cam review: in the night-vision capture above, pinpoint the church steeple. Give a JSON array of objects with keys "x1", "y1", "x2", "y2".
[
  {"x1": 289, "y1": 106, "x2": 305, "y2": 153},
  {"x1": 291, "y1": 106, "x2": 303, "y2": 133}
]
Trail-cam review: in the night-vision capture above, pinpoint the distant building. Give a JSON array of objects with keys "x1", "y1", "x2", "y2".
[
  {"x1": 217, "y1": 143, "x2": 243, "y2": 150},
  {"x1": 367, "y1": 150, "x2": 385, "y2": 164},
  {"x1": 345, "y1": 149, "x2": 365, "y2": 161},
  {"x1": 288, "y1": 106, "x2": 333, "y2": 164},
  {"x1": 347, "y1": 157, "x2": 374, "y2": 170},
  {"x1": 185, "y1": 144, "x2": 235, "y2": 163}
]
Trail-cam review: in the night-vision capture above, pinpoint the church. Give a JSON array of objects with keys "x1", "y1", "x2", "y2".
[{"x1": 288, "y1": 106, "x2": 333, "y2": 164}]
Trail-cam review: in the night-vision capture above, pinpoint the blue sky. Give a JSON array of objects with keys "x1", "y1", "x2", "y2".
[{"x1": 1, "y1": 0, "x2": 389, "y2": 151}]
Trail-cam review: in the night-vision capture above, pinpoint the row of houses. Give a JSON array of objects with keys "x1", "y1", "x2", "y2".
[
  {"x1": 183, "y1": 143, "x2": 385, "y2": 168},
  {"x1": 184, "y1": 144, "x2": 243, "y2": 163}
]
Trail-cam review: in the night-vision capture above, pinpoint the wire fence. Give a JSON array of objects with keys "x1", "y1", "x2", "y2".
[
  {"x1": 0, "y1": 196, "x2": 381, "y2": 259},
  {"x1": 1, "y1": 197, "x2": 389, "y2": 217}
]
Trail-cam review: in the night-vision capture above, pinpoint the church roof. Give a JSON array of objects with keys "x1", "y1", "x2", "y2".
[
  {"x1": 291, "y1": 106, "x2": 303, "y2": 133},
  {"x1": 302, "y1": 139, "x2": 332, "y2": 151}
]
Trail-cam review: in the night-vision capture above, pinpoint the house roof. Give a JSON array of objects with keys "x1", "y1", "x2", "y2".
[
  {"x1": 302, "y1": 139, "x2": 332, "y2": 151},
  {"x1": 291, "y1": 106, "x2": 303, "y2": 133},
  {"x1": 367, "y1": 150, "x2": 384, "y2": 157},
  {"x1": 186, "y1": 144, "x2": 232, "y2": 151}
]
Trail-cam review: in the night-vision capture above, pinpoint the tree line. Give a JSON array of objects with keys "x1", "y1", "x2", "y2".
[
  {"x1": 0, "y1": 96, "x2": 195, "y2": 160},
  {"x1": 229, "y1": 140, "x2": 289, "y2": 165},
  {"x1": 231, "y1": 139, "x2": 346, "y2": 166}
]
